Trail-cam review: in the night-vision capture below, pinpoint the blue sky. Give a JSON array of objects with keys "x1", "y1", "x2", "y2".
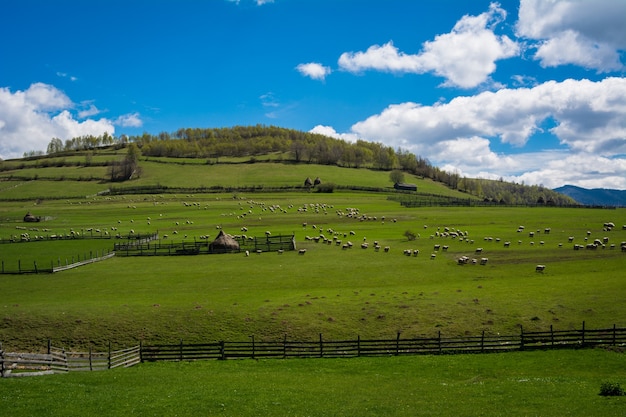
[{"x1": 1, "y1": 0, "x2": 625, "y2": 189}]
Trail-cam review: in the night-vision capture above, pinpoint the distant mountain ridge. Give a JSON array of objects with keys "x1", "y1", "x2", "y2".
[{"x1": 554, "y1": 185, "x2": 626, "y2": 207}]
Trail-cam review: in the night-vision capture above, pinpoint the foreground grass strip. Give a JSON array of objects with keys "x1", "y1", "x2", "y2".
[{"x1": 1, "y1": 350, "x2": 624, "y2": 416}]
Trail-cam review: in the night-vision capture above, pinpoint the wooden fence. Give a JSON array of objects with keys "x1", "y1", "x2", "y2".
[
  {"x1": 3, "y1": 323, "x2": 623, "y2": 377},
  {"x1": 114, "y1": 234, "x2": 296, "y2": 256},
  {"x1": 141, "y1": 323, "x2": 626, "y2": 362},
  {"x1": 0, "y1": 343, "x2": 140, "y2": 378}
]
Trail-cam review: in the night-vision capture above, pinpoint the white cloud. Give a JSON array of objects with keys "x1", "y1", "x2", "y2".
[
  {"x1": 78, "y1": 103, "x2": 102, "y2": 118},
  {"x1": 352, "y1": 77, "x2": 626, "y2": 153},
  {"x1": 337, "y1": 3, "x2": 519, "y2": 88},
  {"x1": 115, "y1": 113, "x2": 143, "y2": 128},
  {"x1": 341, "y1": 77, "x2": 626, "y2": 189},
  {"x1": 309, "y1": 125, "x2": 358, "y2": 143},
  {"x1": 516, "y1": 0, "x2": 626, "y2": 71},
  {"x1": 296, "y1": 62, "x2": 331, "y2": 81},
  {"x1": 0, "y1": 83, "x2": 115, "y2": 159}
]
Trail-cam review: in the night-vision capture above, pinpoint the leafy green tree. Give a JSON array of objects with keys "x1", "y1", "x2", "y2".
[{"x1": 390, "y1": 170, "x2": 405, "y2": 184}]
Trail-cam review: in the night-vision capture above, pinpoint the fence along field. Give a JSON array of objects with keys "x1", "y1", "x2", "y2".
[
  {"x1": 2, "y1": 322, "x2": 624, "y2": 377},
  {"x1": 0, "y1": 342, "x2": 140, "y2": 378}
]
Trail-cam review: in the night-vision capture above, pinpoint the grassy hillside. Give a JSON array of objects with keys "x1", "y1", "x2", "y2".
[{"x1": 0, "y1": 149, "x2": 471, "y2": 199}]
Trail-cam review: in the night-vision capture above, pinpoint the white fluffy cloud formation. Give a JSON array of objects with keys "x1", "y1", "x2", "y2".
[
  {"x1": 347, "y1": 77, "x2": 626, "y2": 189},
  {"x1": 338, "y1": 3, "x2": 519, "y2": 88},
  {"x1": 516, "y1": 0, "x2": 626, "y2": 71},
  {"x1": 0, "y1": 83, "x2": 141, "y2": 159},
  {"x1": 309, "y1": 125, "x2": 358, "y2": 143},
  {"x1": 296, "y1": 63, "x2": 332, "y2": 81}
]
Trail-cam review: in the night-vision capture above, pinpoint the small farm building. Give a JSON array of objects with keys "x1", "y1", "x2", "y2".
[{"x1": 394, "y1": 183, "x2": 417, "y2": 191}]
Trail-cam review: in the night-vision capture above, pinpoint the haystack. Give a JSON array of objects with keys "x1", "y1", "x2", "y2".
[
  {"x1": 23, "y1": 212, "x2": 40, "y2": 222},
  {"x1": 210, "y1": 230, "x2": 240, "y2": 252}
]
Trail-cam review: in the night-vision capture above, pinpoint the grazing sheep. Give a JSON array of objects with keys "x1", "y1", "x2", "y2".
[
  {"x1": 384, "y1": 246, "x2": 390, "y2": 252},
  {"x1": 480, "y1": 258, "x2": 488, "y2": 265},
  {"x1": 475, "y1": 248, "x2": 483, "y2": 253},
  {"x1": 412, "y1": 249, "x2": 419, "y2": 257},
  {"x1": 298, "y1": 249, "x2": 307, "y2": 255},
  {"x1": 430, "y1": 253, "x2": 436, "y2": 260},
  {"x1": 245, "y1": 250, "x2": 250, "y2": 257},
  {"x1": 535, "y1": 265, "x2": 546, "y2": 272}
]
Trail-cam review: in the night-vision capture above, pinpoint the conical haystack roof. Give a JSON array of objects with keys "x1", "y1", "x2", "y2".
[{"x1": 211, "y1": 230, "x2": 240, "y2": 251}]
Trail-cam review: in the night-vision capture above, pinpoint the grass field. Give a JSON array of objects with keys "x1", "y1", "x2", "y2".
[
  {"x1": 1, "y1": 153, "x2": 625, "y2": 415},
  {"x1": 1, "y1": 350, "x2": 625, "y2": 417},
  {"x1": 1, "y1": 189, "x2": 624, "y2": 351}
]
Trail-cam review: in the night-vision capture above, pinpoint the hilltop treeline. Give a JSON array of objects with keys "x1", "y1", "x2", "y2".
[{"x1": 33, "y1": 125, "x2": 576, "y2": 205}]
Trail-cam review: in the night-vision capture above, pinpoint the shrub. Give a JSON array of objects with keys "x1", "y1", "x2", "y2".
[
  {"x1": 599, "y1": 381, "x2": 625, "y2": 396},
  {"x1": 316, "y1": 183, "x2": 335, "y2": 193}
]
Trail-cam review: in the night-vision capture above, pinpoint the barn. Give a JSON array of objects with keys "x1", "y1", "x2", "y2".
[{"x1": 394, "y1": 183, "x2": 417, "y2": 191}]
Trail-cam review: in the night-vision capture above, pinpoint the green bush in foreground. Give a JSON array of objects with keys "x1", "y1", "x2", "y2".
[{"x1": 600, "y1": 381, "x2": 625, "y2": 396}]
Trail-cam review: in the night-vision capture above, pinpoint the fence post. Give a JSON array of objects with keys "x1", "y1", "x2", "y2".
[
  {"x1": 319, "y1": 333, "x2": 323, "y2": 358},
  {"x1": 48, "y1": 339, "x2": 51, "y2": 355},
  {"x1": 219, "y1": 341, "x2": 225, "y2": 360},
  {"x1": 251, "y1": 335, "x2": 255, "y2": 360},
  {"x1": 34, "y1": 261, "x2": 38, "y2": 273},
  {"x1": 613, "y1": 324, "x2": 617, "y2": 346},
  {"x1": 550, "y1": 325, "x2": 554, "y2": 346},
  {"x1": 139, "y1": 341, "x2": 143, "y2": 363},
  {"x1": 89, "y1": 346, "x2": 93, "y2": 371},
  {"x1": 396, "y1": 332, "x2": 401, "y2": 356},
  {"x1": 438, "y1": 331, "x2": 442, "y2": 354},
  {"x1": 283, "y1": 334, "x2": 287, "y2": 359},
  {"x1": 581, "y1": 321, "x2": 585, "y2": 346},
  {"x1": 18, "y1": 259, "x2": 21, "y2": 274},
  {"x1": 108, "y1": 341, "x2": 111, "y2": 369},
  {"x1": 180, "y1": 339, "x2": 183, "y2": 361},
  {"x1": 0, "y1": 342, "x2": 4, "y2": 378},
  {"x1": 481, "y1": 330, "x2": 485, "y2": 352},
  {"x1": 520, "y1": 326, "x2": 524, "y2": 351},
  {"x1": 357, "y1": 335, "x2": 361, "y2": 357}
]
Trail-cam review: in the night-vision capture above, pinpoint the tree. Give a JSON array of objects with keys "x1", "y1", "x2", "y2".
[
  {"x1": 390, "y1": 170, "x2": 405, "y2": 185},
  {"x1": 109, "y1": 143, "x2": 141, "y2": 181},
  {"x1": 47, "y1": 138, "x2": 64, "y2": 154}
]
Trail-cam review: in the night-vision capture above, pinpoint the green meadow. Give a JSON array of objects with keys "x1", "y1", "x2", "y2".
[
  {"x1": 1, "y1": 154, "x2": 625, "y2": 416},
  {"x1": 1, "y1": 350, "x2": 625, "y2": 417}
]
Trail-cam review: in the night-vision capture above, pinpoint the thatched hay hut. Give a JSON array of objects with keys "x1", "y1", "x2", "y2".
[
  {"x1": 210, "y1": 230, "x2": 240, "y2": 253},
  {"x1": 23, "y1": 212, "x2": 41, "y2": 222},
  {"x1": 304, "y1": 177, "x2": 313, "y2": 187}
]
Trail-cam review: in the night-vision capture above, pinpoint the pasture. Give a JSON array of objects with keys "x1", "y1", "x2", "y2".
[
  {"x1": 1, "y1": 350, "x2": 625, "y2": 416},
  {"x1": 1, "y1": 188, "x2": 624, "y2": 351}
]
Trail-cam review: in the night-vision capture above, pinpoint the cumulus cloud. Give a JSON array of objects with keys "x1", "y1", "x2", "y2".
[
  {"x1": 352, "y1": 77, "x2": 626, "y2": 153},
  {"x1": 0, "y1": 83, "x2": 116, "y2": 159},
  {"x1": 309, "y1": 125, "x2": 358, "y2": 143},
  {"x1": 516, "y1": 0, "x2": 626, "y2": 71},
  {"x1": 338, "y1": 3, "x2": 519, "y2": 88},
  {"x1": 342, "y1": 77, "x2": 626, "y2": 188},
  {"x1": 296, "y1": 62, "x2": 332, "y2": 81}
]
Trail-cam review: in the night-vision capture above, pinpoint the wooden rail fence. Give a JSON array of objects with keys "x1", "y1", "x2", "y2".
[
  {"x1": 0, "y1": 343, "x2": 140, "y2": 378},
  {"x1": 3, "y1": 323, "x2": 624, "y2": 377},
  {"x1": 141, "y1": 323, "x2": 626, "y2": 362}
]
